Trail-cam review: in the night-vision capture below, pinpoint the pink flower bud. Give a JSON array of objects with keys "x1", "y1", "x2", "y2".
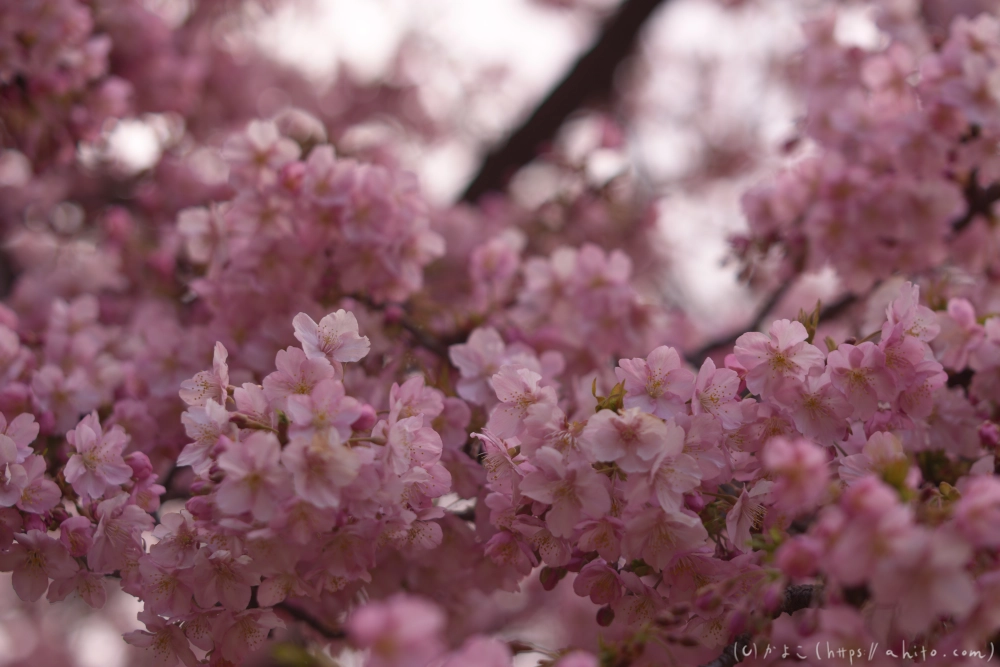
[
  {"x1": 762, "y1": 582, "x2": 785, "y2": 615},
  {"x1": 279, "y1": 161, "x2": 306, "y2": 193},
  {"x1": 727, "y1": 609, "x2": 749, "y2": 636},
  {"x1": 125, "y1": 452, "x2": 154, "y2": 480},
  {"x1": 185, "y1": 495, "x2": 213, "y2": 520},
  {"x1": 776, "y1": 536, "x2": 823, "y2": 580},
  {"x1": 352, "y1": 404, "x2": 378, "y2": 432},
  {"x1": 539, "y1": 566, "x2": 562, "y2": 591},
  {"x1": 980, "y1": 421, "x2": 1000, "y2": 448},
  {"x1": 596, "y1": 606, "x2": 615, "y2": 627},
  {"x1": 684, "y1": 492, "x2": 706, "y2": 513},
  {"x1": 23, "y1": 513, "x2": 47, "y2": 532},
  {"x1": 102, "y1": 207, "x2": 134, "y2": 243},
  {"x1": 695, "y1": 588, "x2": 721, "y2": 612}
]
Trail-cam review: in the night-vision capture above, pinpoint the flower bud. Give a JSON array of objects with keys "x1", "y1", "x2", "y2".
[
  {"x1": 125, "y1": 452, "x2": 154, "y2": 480},
  {"x1": 279, "y1": 161, "x2": 305, "y2": 193},
  {"x1": 695, "y1": 588, "x2": 721, "y2": 612},
  {"x1": 186, "y1": 495, "x2": 213, "y2": 520},
  {"x1": 684, "y1": 492, "x2": 705, "y2": 513},
  {"x1": 539, "y1": 566, "x2": 563, "y2": 591},
  {"x1": 980, "y1": 421, "x2": 1000, "y2": 448},
  {"x1": 728, "y1": 609, "x2": 749, "y2": 637},
  {"x1": 762, "y1": 582, "x2": 785, "y2": 615},
  {"x1": 596, "y1": 606, "x2": 615, "y2": 627},
  {"x1": 23, "y1": 513, "x2": 46, "y2": 533},
  {"x1": 352, "y1": 404, "x2": 378, "y2": 433}
]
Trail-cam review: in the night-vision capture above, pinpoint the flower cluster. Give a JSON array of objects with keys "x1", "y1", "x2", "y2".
[
  {"x1": 739, "y1": 12, "x2": 1000, "y2": 292},
  {"x1": 4, "y1": 1, "x2": 1000, "y2": 666}
]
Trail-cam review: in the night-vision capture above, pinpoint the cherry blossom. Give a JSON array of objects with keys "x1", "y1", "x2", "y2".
[
  {"x1": 2, "y1": 2, "x2": 1000, "y2": 664},
  {"x1": 615, "y1": 345, "x2": 695, "y2": 419},
  {"x1": 734, "y1": 320, "x2": 826, "y2": 399},
  {"x1": 487, "y1": 364, "x2": 558, "y2": 438},
  {"x1": 293, "y1": 310, "x2": 371, "y2": 363},
  {"x1": 64, "y1": 413, "x2": 134, "y2": 500},
  {"x1": 580, "y1": 407, "x2": 672, "y2": 473},
  {"x1": 0, "y1": 530, "x2": 78, "y2": 602}
]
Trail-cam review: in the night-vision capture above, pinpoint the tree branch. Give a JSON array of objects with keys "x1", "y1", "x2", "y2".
[
  {"x1": 951, "y1": 175, "x2": 1000, "y2": 235},
  {"x1": 275, "y1": 602, "x2": 347, "y2": 641},
  {"x1": 460, "y1": 0, "x2": 671, "y2": 202},
  {"x1": 0, "y1": 247, "x2": 13, "y2": 299},
  {"x1": 686, "y1": 281, "x2": 794, "y2": 367}
]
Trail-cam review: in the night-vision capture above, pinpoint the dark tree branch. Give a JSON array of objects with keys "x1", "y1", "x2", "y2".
[
  {"x1": 951, "y1": 174, "x2": 1000, "y2": 235},
  {"x1": 275, "y1": 602, "x2": 347, "y2": 641},
  {"x1": 690, "y1": 164, "x2": 1000, "y2": 369},
  {"x1": 459, "y1": 0, "x2": 671, "y2": 202},
  {"x1": 698, "y1": 584, "x2": 821, "y2": 667},
  {"x1": 347, "y1": 292, "x2": 454, "y2": 359},
  {"x1": 0, "y1": 247, "x2": 14, "y2": 300},
  {"x1": 686, "y1": 281, "x2": 794, "y2": 367}
]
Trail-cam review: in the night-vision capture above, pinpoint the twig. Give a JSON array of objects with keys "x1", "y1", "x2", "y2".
[
  {"x1": 701, "y1": 633, "x2": 752, "y2": 667},
  {"x1": 347, "y1": 292, "x2": 454, "y2": 359},
  {"x1": 686, "y1": 281, "x2": 793, "y2": 367},
  {"x1": 0, "y1": 246, "x2": 14, "y2": 299},
  {"x1": 460, "y1": 0, "x2": 672, "y2": 202},
  {"x1": 275, "y1": 602, "x2": 347, "y2": 641},
  {"x1": 951, "y1": 175, "x2": 1000, "y2": 234}
]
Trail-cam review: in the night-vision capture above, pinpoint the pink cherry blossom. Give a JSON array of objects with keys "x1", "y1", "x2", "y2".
[
  {"x1": 60, "y1": 515, "x2": 94, "y2": 558},
  {"x1": 262, "y1": 346, "x2": 337, "y2": 411},
  {"x1": 487, "y1": 364, "x2": 557, "y2": 438},
  {"x1": 627, "y1": 419, "x2": 702, "y2": 511},
  {"x1": 64, "y1": 412, "x2": 134, "y2": 500},
  {"x1": 449, "y1": 327, "x2": 507, "y2": 405},
  {"x1": 123, "y1": 609, "x2": 200, "y2": 667},
  {"x1": 178, "y1": 398, "x2": 232, "y2": 476},
  {"x1": 774, "y1": 372, "x2": 852, "y2": 444},
  {"x1": 838, "y1": 431, "x2": 909, "y2": 486},
  {"x1": 215, "y1": 432, "x2": 288, "y2": 521},
  {"x1": 387, "y1": 375, "x2": 444, "y2": 422},
  {"x1": 726, "y1": 480, "x2": 773, "y2": 553},
  {"x1": 761, "y1": 436, "x2": 830, "y2": 513},
  {"x1": 220, "y1": 609, "x2": 284, "y2": 662},
  {"x1": 192, "y1": 548, "x2": 262, "y2": 612},
  {"x1": 281, "y1": 431, "x2": 360, "y2": 508},
  {"x1": 623, "y1": 506, "x2": 709, "y2": 570},
  {"x1": 821, "y1": 478, "x2": 915, "y2": 587},
  {"x1": 573, "y1": 559, "x2": 623, "y2": 605},
  {"x1": 179, "y1": 341, "x2": 230, "y2": 406},
  {"x1": 734, "y1": 319, "x2": 826, "y2": 399},
  {"x1": 285, "y1": 379, "x2": 363, "y2": 439},
  {"x1": 692, "y1": 357, "x2": 743, "y2": 429},
  {"x1": 883, "y1": 281, "x2": 940, "y2": 342},
  {"x1": 826, "y1": 342, "x2": 897, "y2": 421},
  {"x1": 347, "y1": 594, "x2": 447, "y2": 667},
  {"x1": 871, "y1": 527, "x2": 976, "y2": 635},
  {"x1": 580, "y1": 407, "x2": 672, "y2": 473},
  {"x1": 519, "y1": 446, "x2": 611, "y2": 537},
  {"x1": 377, "y1": 414, "x2": 444, "y2": 476},
  {"x1": 0, "y1": 412, "x2": 39, "y2": 463},
  {"x1": 935, "y1": 298, "x2": 985, "y2": 370},
  {"x1": 88, "y1": 493, "x2": 154, "y2": 573},
  {"x1": 953, "y1": 476, "x2": 1000, "y2": 548},
  {"x1": 441, "y1": 637, "x2": 513, "y2": 667},
  {"x1": 150, "y1": 510, "x2": 199, "y2": 569},
  {"x1": 0, "y1": 530, "x2": 78, "y2": 602},
  {"x1": 615, "y1": 345, "x2": 695, "y2": 419},
  {"x1": 16, "y1": 455, "x2": 60, "y2": 512},
  {"x1": 293, "y1": 309, "x2": 371, "y2": 363}
]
